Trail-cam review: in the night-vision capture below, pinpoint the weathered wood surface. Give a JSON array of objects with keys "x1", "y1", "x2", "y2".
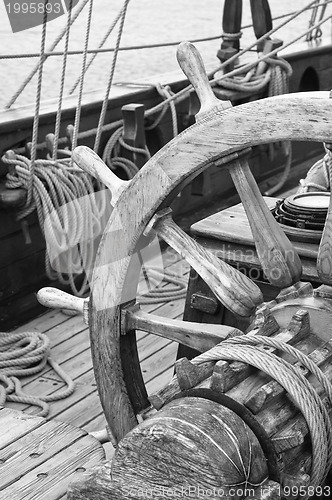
[
  {"x1": 0, "y1": 407, "x2": 104, "y2": 500},
  {"x1": 37, "y1": 288, "x2": 89, "y2": 324},
  {"x1": 178, "y1": 42, "x2": 302, "y2": 289},
  {"x1": 191, "y1": 198, "x2": 320, "y2": 260},
  {"x1": 68, "y1": 292, "x2": 332, "y2": 499},
  {"x1": 73, "y1": 146, "x2": 128, "y2": 204},
  {"x1": 68, "y1": 398, "x2": 269, "y2": 500},
  {"x1": 176, "y1": 41, "x2": 231, "y2": 119},
  {"x1": 145, "y1": 207, "x2": 263, "y2": 317},
  {"x1": 124, "y1": 305, "x2": 242, "y2": 352},
  {"x1": 228, "y1": 162, "x2": 302, "y2": 288}
]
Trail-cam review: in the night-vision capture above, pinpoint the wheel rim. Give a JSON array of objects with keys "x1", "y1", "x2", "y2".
[{"x1": 82, "y1": 89, "x2": 332, "y2": 442}]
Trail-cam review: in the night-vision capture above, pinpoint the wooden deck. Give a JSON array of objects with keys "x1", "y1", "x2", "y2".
[{"x1": 8, "y1": 248, "x2": 190, "y2": 459}]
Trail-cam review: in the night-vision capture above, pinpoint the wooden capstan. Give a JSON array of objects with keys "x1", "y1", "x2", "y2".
[{"x1": 38, "y1": 43, "x2": 332, "y2": 498}]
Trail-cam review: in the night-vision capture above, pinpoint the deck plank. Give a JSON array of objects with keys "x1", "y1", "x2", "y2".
[{"x1": 1, "y1": 434, "x2": 104, "y2": 500}]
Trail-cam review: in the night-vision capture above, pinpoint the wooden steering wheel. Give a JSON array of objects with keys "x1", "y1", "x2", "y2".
[{"x1": 38, "y1": 43, "x2": 332, "y2": 444}]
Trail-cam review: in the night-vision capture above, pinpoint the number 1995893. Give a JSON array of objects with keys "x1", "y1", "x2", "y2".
[
  {"x1": 282, "y1": 485, "x2": 330, "y2": 497},
  {"x1": 6, "y1": 2, "x2": 62, "y2": 14}
]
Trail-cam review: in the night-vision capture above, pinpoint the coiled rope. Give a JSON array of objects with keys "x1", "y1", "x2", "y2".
[
  {"x1": 3, "y1": 154, "x2": 111, "y2": 296},
  {"x1": 0, "y1": 331, "x2": 75, "y2": 417},
  {"x1": 192, "y1": 333, "x2": 332, "y2": 492}
]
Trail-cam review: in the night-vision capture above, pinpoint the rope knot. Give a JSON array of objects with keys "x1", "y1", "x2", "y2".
[{"x1": 222, "y1": 31, "x2": 243, "y2": 41}]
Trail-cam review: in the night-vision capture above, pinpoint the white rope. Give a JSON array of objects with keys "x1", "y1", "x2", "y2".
[
  {"x1": 3, "y1": 153, "x2": 111, "y2": 296},
  {"x1": 0, "y1": 331, "x2": 75, "y2": 417}
]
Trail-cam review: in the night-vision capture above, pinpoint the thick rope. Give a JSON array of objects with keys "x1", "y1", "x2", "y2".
[
  {"x1": 192, "y1": 334, "x2": 332, "y2": 491},
  {"x1": 102, "y1": 125, "x2": 150, "y2": 179},
  {"x1": 0, "y1": 331, "x2": 75, "y2": 417},
  {"x1": 3, "y1": 153, "x2": 111, "y2": 297}
]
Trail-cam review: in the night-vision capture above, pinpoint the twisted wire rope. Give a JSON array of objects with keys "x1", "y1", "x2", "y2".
[{"x1": 193, "y1": 334, "x2": 332, "y2": 490}]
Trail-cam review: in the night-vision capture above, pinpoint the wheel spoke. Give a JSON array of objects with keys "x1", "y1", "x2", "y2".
[
  {"x1": 124, "y1": 304, "x2": 242, "y2": 352},
  {"x1": 73, "y1": 146, "x2": 129, "y2": 205},
  {"x1": 37, "y1": 287, "x2": 89, "y2": 323},
  {"x1": 144, "y1": 208, "x2": 263, "y2": 317},
  {"x1": 177, "y1": 41, "x2": 302, "y2": 289},
  {"x1": 229, "y1": 160, "x2": 302, "y2": 287}
]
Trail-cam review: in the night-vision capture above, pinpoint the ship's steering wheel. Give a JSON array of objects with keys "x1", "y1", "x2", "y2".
[{"x1": 38, "y1": 43, "x2": 332, "y2": 443}]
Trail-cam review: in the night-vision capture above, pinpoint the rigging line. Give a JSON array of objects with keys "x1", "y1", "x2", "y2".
[
  {"x1": 2, "y1": 1, "x2": 332, "y2": 61},
  {"x1": 53, "y1": 0, "x2": 74, "y2": 161},
  {"x1": 211, "y1": 11, "x2": 332, "y2": 86},
  {"x1": 209, "y1": 0, "x2": 322, "y2": 80},
  {"x1": 7, "y1": 0, "x2": 328, "y2": 155},
  {"x1": 71, "y1": 0, "x2": 94, "y2": 155},
  {"x1": 143, "y1": 0, "x2": 327, "y2": 119},
  {"x1": 10, "y1": 4, "x2": 327, "y2": 158},
  {"x1": 94, "y1": 0, "x2": 130, "y2": 154},
  {"x1": 69, "y1": 5, "x2": 125, "y2": 95},
  {"x1": 4, "y1": 0, "x2": 89, "y2": 108},
  {"x1": 28, "y1": 0, "x2": 49, "y2": 208}
]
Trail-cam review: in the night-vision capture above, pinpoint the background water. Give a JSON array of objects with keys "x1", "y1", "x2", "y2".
[{"x1": 0, "y1": 0, "x2": 328, "y2": 108}]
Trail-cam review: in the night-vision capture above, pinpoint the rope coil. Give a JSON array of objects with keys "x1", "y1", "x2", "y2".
[
  {"x1": 3, "y1": 152, "x2": 111, "y2": 297},
  {"x1": 0, "y1": 331, "x2": 75, "y2": 417}
]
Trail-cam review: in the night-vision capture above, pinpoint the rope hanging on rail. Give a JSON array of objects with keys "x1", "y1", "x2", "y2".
[
  {"x1": 0, "y1": 330, "x2": 75, "y2": 417},
  {"x1": 3, "y1": 153, "x2": 111, "y2": 297},
  {"x1": 102, "y1": 126, "x2": 147, "y2": 179},
  {"x1": 193, "y1": 333, "x2": 332, "y2": 493}
]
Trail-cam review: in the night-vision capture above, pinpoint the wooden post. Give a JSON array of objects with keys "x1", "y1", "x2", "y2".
[
  {"x1": 217, "y1": 0, "x2": 242, "y2": 69},
  {"x1": 249, "y1": 0, "x2": 273, "y2": 52},
  {"x1": 121, "y1": 103, "x2": 147, "y2": 170}
]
